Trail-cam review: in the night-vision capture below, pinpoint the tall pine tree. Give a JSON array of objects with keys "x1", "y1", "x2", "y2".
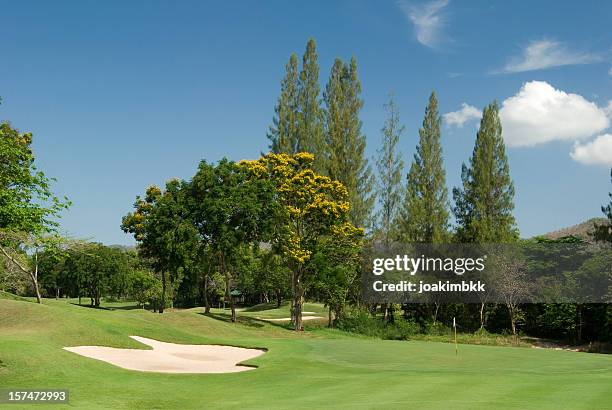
[
  {"x1": 375, "y1": 94, "x2": 405, "y2": 245},
  {"x1": 453, "y1": 101, "x2": 518, "y2": 243},
  {"x1": 297, "y1": 38, "x2": 325, "y2": 172},
  {"x1": 398, "y1": 91, "x2": 449, "y2": 243},
  {"x1": 267, "y1": 53, "x2": 299, "y2": 153},
  {"x1": 267, "y1": 39, "x2": 324, "y2": 172},
  {"x1": 324, "y1": 57, "x2": 374, "y2": 229}
]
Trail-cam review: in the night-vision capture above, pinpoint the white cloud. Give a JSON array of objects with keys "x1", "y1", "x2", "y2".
[
  {"x1": 443, "y1": 103, "x2": 482, "y2": 127},
  {"x1": 499, "y1": 81, "x2": 610, "y2": 147},
  {"x1": 398, "y1": 0, "x2": 449, "y2": 48},
  {"x1": 570, "y1": 134, "x2": 612, "y2": 166},
  {"x1": 498, "y1": 39, "x2": 601, "y2": 74},
  {"x1": 609, "y1": 66, "x2": 612, "y2": 76},
  {"x1": 605, "y1": 100, "x2": 612, "y2": 118}
]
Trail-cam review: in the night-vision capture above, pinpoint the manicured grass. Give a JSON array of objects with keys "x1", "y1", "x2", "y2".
[
  {"x1": 231, "y1": 300, "x2": 327, "y2": 319},
  {"x1": 1, "y1": 296, "x2": 611, "y2": 409}
]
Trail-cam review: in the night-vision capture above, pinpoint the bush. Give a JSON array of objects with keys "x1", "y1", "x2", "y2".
[
  {"x1": 425, "y1": 321, "x2": 451, "y2": 335},
  {"x1": 336, "y1": 309, "x2": 420, "y2": 340}
]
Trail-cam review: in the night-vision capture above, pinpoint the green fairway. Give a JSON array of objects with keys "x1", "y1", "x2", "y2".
[
  {"x1": 1, "y1": 297, "x2": 611, "y2": 409},
  {"x1": 224, "y1": 301, "x2": 327, "y2": 320}
]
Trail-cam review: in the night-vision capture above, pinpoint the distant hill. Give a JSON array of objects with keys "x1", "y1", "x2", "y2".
[
  {"x1": 108, "y1": 244, "x2": 137, "y2": 252},
  {"x1": 538, "y1": 217, "x2": 608, "y2": 242}
]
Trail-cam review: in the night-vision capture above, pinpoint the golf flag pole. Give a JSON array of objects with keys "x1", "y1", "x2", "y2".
[{"x1": 453, "y1": 317, "x2": 457, "y2": 356}]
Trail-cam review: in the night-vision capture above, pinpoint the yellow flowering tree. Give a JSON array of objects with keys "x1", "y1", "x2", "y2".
[{"x1": 240, "y1": 152, "x2": 362, "y2": 330}]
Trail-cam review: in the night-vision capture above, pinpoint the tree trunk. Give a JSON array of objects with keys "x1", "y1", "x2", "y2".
[
  {"x1": 31, "y1": 254, "x2": 42, "y2": 303},
  {"x1": 276, "y1": 289, "x2": 282, "y2": 308},
  {"x1": 33, "y1": 281, "x2": 42, "y2": 303},
  {"x1": 577, "y1": 304, "x2": 583, "y2": 343},
  {"x1": 230, "y1": 298, "x2": 236, "y2": 322},
  {"x1": 169, "y1": 276, "x2": 174, "y2": 309},
  {"x1": 328, "y1": 306, "x2": 334, "y2": 328},
  {"x1": 203, "y1": 274, "x2": 210, "y2": 314},
  {"x1": 0, "y1": 245, "x2": 42, "y2": 303},
  {"x1": 29, "y1": 273, "x2": 42, "y2": 304},
  {"x1": 292, "y1": 269, "x2": 304, "y2": 331},
  {"x1": 226, "y1": 274, "x2": 236, "y2": 323},
  {"x1": 432, "y1": 303, "x2": 440, "y2": 325},
  {"x1": 159, "y1": 271, "x2": 166, "y2": 314},
  {"x1": 220, "y1": 253, "x2": 236, "y2": 323},
  {"x1": 480, "y1": 302, "x2": 486, "y2": 329},
  {"x1": 56, "y1": 287, "x2": 60, "y2": 300},
  {"x1": 509, "y1": 306, "x2": 517, "y2": 335}
]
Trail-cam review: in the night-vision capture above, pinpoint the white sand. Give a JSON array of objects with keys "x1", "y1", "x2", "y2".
[
  {"x1": 257, "y1": 316, "x2": 323, "y2": 322},
  {"x1": 63, "y1": 336, "x2": 265, "y2": 373}
]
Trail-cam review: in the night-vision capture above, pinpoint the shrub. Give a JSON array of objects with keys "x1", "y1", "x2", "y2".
[
  {"x1": 425, "y1": 321, "x2": 450, "y2": 336},
  {"x1": 336, "y1": 309, "x2": 421, "y2": 340}
]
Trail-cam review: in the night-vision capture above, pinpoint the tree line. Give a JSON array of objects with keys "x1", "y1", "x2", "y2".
[{"x1": 1, "y1": 39, "x2": 610, "y2": 343}]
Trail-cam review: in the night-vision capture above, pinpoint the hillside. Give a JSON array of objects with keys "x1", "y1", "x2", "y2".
[{"x1": 539, "y1": 217, "x2": 608, "y2": 242}]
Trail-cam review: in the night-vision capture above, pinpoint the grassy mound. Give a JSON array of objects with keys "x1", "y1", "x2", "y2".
[{"x1": 1, "y1": 298, "x2": 611, "y2": 409}]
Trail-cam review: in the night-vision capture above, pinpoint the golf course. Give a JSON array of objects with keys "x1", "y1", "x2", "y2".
[
  {"x1": 2, "y1": 2, "x2": 612, "y2": 408},
  {"x1": 2, "y1": 295, "x2": 611, "y2": 409}
]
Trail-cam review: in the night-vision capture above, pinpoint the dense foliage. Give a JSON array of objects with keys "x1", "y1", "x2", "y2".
[{"x1": 1, "y1": 39, "x2": 610, "y2": 344}]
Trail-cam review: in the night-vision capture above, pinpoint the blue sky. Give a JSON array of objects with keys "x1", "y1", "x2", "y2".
[{"x1": 1, "y1": 0, "x2": 611, "y2": 245}]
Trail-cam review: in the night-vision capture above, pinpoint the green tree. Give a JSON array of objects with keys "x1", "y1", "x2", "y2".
[
  {"x1": 453, "y1": 101, "x2": 518, "y2": 243},
  {"x1": 397, "y1": 91, "x2": 449, "y2": 244},
  {"x1": 452, "y1": 102, "x2": 518, "y2": 330},
  {"x1": 312, "y1": 228, "x2": 363, "y2": 327},
  {"x1": 56, "y1": 243, "x2": 131, "y2": 307},
  {"x1": 324, "y1": 57, "x2": 374, "y2": 228},
  {"x1": 374, "y1": 94, "x2": 405, "y2": 244},
  {"x1": 267, "y1": 54, "x2": 299, "y2": 154},
  {"x1": 129, "y1": 269, "x2": 162, "y2": 309},
  {"x1": 268, "y1": 39, "x2": 325, "y2": 172},
  {"x1": 297, "y1": 38, "x2": 325, "y2": 172},
  {"x1": 240, "y1": 152, "x2": 362, "y2": 331},
  {"x1": 188, "y1": 159, "x2": 278, "y2": 322},
  {"x1": 121, "y1": 179, "x2": 198, "y2": 313},
  {"x1": 258, "y1": 249, "x2": 291, "y2": 308},
  {"x1": 0, "y1": 110, "x2": 70, "y2": 302},
  {"x1": 0, "y1": 232, "x2": 67, "y2": 303}
]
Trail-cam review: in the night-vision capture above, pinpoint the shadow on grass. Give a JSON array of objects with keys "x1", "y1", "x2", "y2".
[
  {"x1": 70, "y1": 302, "x2": 113, "y2": 311},
  {"x1": 198, "y1": 312, "x2": 268, "y2": 328},
  {"x1": 199, "y1": 311, "x2": 328, "y2": 333},
  {"x1": 70, "y1": 302, "x2": 152, "y2": 311},
  {"x1": 110, "y1": 304, "x2": 147, "y2": 311},
  {"x1": 199, "y1": 311, "x2": 302, "y2": 331}
]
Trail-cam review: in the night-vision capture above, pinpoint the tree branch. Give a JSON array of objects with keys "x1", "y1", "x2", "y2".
[{"x1": 0, "y1": 244, "x2": 32, "y2": 277}]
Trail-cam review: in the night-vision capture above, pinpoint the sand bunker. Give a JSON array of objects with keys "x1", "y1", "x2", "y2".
[
  {"x1": 63, "y1": 336, "x2": 265, "y2": 373},
  {"x1": 257, "y1": 316, "x2": 323, "y2": 322}
]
